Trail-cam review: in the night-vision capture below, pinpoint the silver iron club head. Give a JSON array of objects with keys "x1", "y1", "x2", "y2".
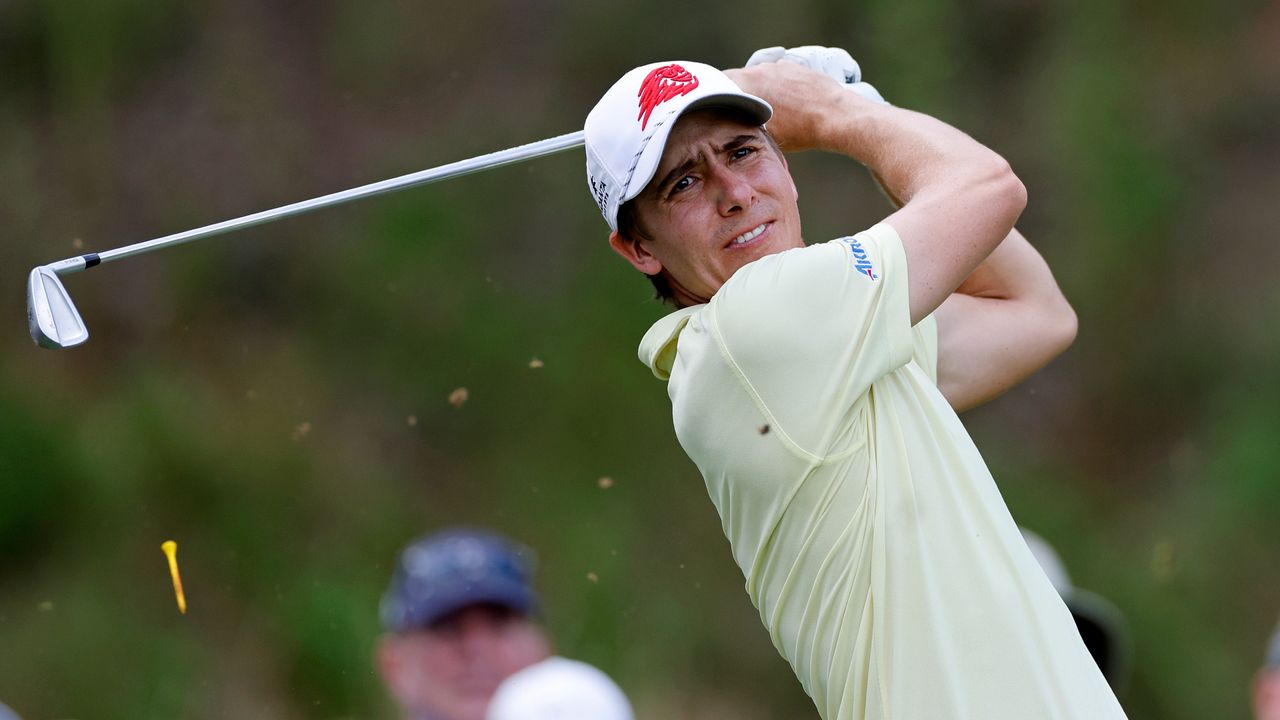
[{"x1": 27, "y1": 266, "x2": 89, "y2": 349}]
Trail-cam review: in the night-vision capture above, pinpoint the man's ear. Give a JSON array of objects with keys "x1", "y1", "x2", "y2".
[
  {"x1": 376, "y1": 635, "x2": 411, "y2": 699},
  {"x1": 609, "y1": 230, "x2": 663, "y2": 275}
]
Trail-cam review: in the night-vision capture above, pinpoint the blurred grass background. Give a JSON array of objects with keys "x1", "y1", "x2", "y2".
[{"x1": 1, "y1": 0, "x2": 1278, "y2": 717}]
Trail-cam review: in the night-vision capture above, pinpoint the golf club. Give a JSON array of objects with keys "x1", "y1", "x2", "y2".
[{"x1": 27, "y1": 130, "x2": 586, "y2": 349}]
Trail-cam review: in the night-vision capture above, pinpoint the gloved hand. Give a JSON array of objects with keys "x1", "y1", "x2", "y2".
[
  {"x1": 745, "y1": 45, "x2": 887, "y2": 105},
  {"x1": 746, "y1": 46, "x2": 900, "y2": 206}
]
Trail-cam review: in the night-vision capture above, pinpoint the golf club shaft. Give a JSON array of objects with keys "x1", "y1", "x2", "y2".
[{"x1": 46, "y1": 130, "x2": 586, "y2": 276}]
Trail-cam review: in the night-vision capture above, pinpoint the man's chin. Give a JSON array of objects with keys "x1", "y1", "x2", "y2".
[{"x1": 728, "y1": 238, "x2": 787, "y2": 271}]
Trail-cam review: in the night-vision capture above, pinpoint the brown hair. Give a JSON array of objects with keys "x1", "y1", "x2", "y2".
[{"x1": 616, "y1": 200, "x2": 676, "y2": 305}]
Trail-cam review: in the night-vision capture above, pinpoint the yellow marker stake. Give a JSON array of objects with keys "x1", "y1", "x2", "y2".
[{"x1": 161, "y1": 540, "x2": 187, "y2": 614}]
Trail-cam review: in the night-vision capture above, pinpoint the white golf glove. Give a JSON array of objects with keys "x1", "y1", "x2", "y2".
[{"x1": 745, "y1": 45, "x2": 888, "y2": 105}]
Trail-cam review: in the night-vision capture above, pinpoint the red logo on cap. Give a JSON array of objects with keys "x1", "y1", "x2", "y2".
[{"x1": 637, "y1": 64, "x2": 700, "y2": 130}]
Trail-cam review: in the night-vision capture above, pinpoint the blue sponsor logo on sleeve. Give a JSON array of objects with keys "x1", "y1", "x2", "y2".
[{"x1": 840, "y1": 237, "x2": 879, "y2": 280}]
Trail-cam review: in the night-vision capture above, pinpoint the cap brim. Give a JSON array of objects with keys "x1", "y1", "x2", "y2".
[
  {"x1": 383, "y1": 577, "x2": 536, "y2": 632},
  {"x1": 620, "y1": 92, "x2": 773, "y2": 208},
  {"x1": 420, "y1": 578, "x2": 536, "y2": 627}
]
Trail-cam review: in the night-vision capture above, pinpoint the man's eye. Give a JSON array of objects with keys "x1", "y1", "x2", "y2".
[
  {"x1": 732, "y1": 146, "x2": 756, "y2": 160},
  {"x1": 671, "y1": 176, "x2": 694, "y2": 194}
]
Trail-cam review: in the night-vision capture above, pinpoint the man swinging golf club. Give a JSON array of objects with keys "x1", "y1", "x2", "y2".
[{"x1": 584, "y1": 46, "x2": 1127, "y2": 719}]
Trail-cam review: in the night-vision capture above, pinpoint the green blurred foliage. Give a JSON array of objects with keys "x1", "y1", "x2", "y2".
[{"x1": 1, "y1": 0, "x2": 1278, "y2": 718}]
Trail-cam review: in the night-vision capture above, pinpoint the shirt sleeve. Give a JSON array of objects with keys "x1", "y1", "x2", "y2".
[
  {"x1": 912, "y1": 313, "x2": 939, "y2": 384},
  {"x1": 707, "y1": 222, "x2": 914, "y2": 456}
]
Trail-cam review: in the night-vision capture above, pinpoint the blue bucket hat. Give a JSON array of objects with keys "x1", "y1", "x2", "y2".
[{"x1": 380, "y1": 528, "x2": 538, "y2": 633}]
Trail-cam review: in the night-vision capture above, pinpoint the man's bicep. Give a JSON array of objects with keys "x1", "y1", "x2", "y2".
[
  {"x1": 933, "y1": 293, "x2": 1071, "y2": 412},
  {"x1": 884, "y1": 201, "x2": 975, "y2": 326},
  {"x1": 933, "y1": 225, "x2": 1078, "y2": 412},
  {"x1": 934, "y1": 294, "x2": 1004, "y2": 410}
]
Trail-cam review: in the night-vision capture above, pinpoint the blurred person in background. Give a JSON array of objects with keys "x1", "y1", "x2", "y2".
[
  {"x1": 376, "y1": 528, "x2": 631, "y2": 720},
  {"x1": 1255, "y1": 619, "x2": 1280, "y2": 720},
  {"x1": 1022, "y1": 529, "x2": 1131, "y2": 693},
  {"x1": 376, "y1": 528, "x2": 550, "y2": 720}
]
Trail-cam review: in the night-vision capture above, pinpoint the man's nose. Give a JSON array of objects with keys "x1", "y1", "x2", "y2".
[
  {"x1": 712, "y1": 166, "x2": 754, "y2": 216},
  {"x1": 452, "y1": 617, "x2": 501, "y2": 658}
]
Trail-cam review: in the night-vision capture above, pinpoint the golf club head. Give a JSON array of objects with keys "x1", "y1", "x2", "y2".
[{"x1": 28, "y1": 265, "x2": 89, "y2": 349}]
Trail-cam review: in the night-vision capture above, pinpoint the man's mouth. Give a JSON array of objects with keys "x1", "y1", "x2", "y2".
[{"x1": 727, "y1": 222, "x2": 771, "y2": 249}]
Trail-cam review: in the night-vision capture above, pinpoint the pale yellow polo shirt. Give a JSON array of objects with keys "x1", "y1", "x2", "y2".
[{"x1": 638, "y1": 223, "x2": 1126, "y2": 720}]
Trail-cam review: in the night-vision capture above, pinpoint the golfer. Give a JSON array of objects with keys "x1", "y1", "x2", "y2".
[{"x1": 583, "y1": 47, "x2": 1127, "y2": 719}]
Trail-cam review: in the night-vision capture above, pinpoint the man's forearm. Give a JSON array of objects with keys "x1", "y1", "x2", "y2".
[
  {"x1": 934, "y1": 228, "x2": 1078, "y2": 411},
  {"x1": 814, "y1": 92, "x2": 1028, "y2": 323},
  {"x1": 728, "y1": 60, "x2": 1025, "y2": 323},
  {"x1": 809, "y1": 95, "x2": 1011, "y2": 208},
  {"x1": 727, "y1": 63, "x2": 1010, "y2": 203},
  {"x1": 953, "y1": 228, "x2": 1062, "y2": 301}
]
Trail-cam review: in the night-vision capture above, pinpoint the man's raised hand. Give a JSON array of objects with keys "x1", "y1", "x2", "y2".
[
  {"x1": 724, "y1": 60, "x2": 853, "y2": 151},
  {"x1": 745, "y1": 45, "x2": 887, "y2": 105}
]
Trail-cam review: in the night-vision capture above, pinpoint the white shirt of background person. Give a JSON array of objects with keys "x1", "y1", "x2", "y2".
[{"x1": 486, "y1": 656, "x2": 634, "y2": 720}]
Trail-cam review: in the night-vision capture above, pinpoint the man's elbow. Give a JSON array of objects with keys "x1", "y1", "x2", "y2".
[
  {"x1": 949, "y1": 155, "x2": 1026, "y2": 255},
  {"x1": 984, "y1": 156, "x2": 1028, "y2": 231},
  {"x1": 1044, "y1": 295, "x2": 1078, "y2": 358}
]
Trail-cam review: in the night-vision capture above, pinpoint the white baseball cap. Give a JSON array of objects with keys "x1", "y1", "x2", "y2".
[
  {"x1": 584, "y1": 61, "x2": 772, "y2": 231},
  {"x1": 486, "y1": 656, "x2": 634, "y2": 720}
]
